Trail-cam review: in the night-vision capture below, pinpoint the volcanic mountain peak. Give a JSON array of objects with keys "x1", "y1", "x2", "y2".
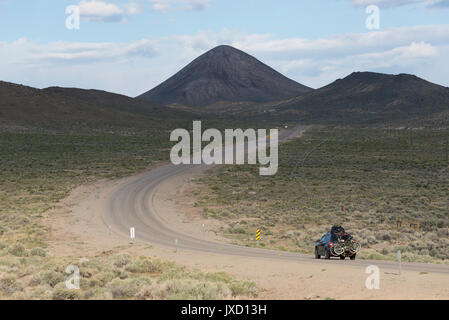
[{"x1": 138, "y1": 45, "x2": 313, "y2": 107}]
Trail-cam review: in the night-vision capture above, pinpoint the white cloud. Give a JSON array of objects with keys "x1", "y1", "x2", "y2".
[
  {"x1": 170, "y1": 25, "x2": 449, "y2": 59},
  {"x1": 78, "y1": 0, "x2": 124, "y2": 22},
  {"x1": 151, "y1": 0, "x2": 171, "y2": 13},
  {"x1": 351, "y1": 0, "x2": 421, "y2": 7},
  {"x1": 77, "y1": 0, "x2": 143, "y2": 22},
  {"x1": 325, "y1": 41, "x2": 439, "y2": 71},
  {"x1": 3, "y1": 38, "x2": 158, "y2": 65},
  {"x1": 1, "y1": 25, "x2": 449, "y2": 96},
  {"x1": 151, "y1": 0, "x2": 211, "y2": 13},
  {"x1": 425, "y1": 0, "x2": 449, "y2": 8},
  {"x1": 349, "y1": 0, "x2": 449, "y2": 8},
  {"x1": 124, "y1": 2, "x2": 145, "y2": 15}
]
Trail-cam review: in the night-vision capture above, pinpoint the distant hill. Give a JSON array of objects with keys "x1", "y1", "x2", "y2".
[
  {"x1": 138, "y1": 45, "x2": 312, "y2": 107},
  {"x1": 4, "y1": 70, "x2": 449, "y2": 130},
  {"x1": 267, "y1": 72, "x2": 449, "y2": 124},
  {"x1": 0, "y1": 81, "x2": 195, "y2": 130},
  {"x1": 43, "y1": 86, "x2": 172, "y2": 118}
]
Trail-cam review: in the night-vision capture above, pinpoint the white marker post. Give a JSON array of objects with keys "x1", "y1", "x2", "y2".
[
  {"x1": 175, "y1": 239, "x2": 178, "y2": 253},
  {"x1": 130, "y1": 227, "x2": 135, "y2": 243},
  {"x1": 397, "y1": 250, "x2": 402, "y2": 275}
]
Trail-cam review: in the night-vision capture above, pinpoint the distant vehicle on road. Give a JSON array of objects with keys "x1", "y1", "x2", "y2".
[{"x1": 315, "y1": 226, "x2": 360, "y2": 260}]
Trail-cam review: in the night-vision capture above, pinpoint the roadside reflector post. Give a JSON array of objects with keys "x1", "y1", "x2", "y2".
[
  {"x1": 397, "y1": 250, "x2": 402, "y2": 275},
  {"x1": 256, "y1": 229, "x2": 261, "y2": 246},
  {"x1": 175, "y1": 239, "x2": 178, "y2": 253},
  {"x1": 130, "y1": 227, "x2": 135, "y2": 244}
]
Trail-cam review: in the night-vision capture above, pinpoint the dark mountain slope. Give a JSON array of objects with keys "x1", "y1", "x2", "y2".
[
  {"x1": 0, "y1": 81, "x2": 194, "y2": 130},
  {"x1": 43, "y1": 86, "x2": 175, "y2": 118},
  {"x1": 276, "y1": 72, "x2": 449, "y2": 124},
  {"x1": 138, "y1": 45, "x2": 312, "y2": 107}
]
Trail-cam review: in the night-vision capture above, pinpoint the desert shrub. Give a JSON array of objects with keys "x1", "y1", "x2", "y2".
[
  {"x1": 30, "y1": 248, "x2": 46, "y2": 257},
  {"x1": 52, "y1": 283, "x2": 82, "y2": 300},
  {"x1": 83, "y1": 290, "x2": 95, "y2": 299},
  {"x1": 125, "y1": 258, "x2": 162, "y2": 274},
  {"x1": 28, "y1": 274, "x2": 41, "y2": 286},
  {"x1": 160, "y1": 279, "x2": 231, "y2": 300},
  {"x1": 41, "y1": 270, "x2": 66, "y2": 288},
  {"x1": 227, "y1": 227, "x2": 246, "y2": 234},
  {"x1": 85, "y1": 277, "x2": 98, "y2": 289},
  {"x1": 108, "y1": 278, "x2": 140, "y2": 299},
  {"x1": 135, "y1": 285, "x2": 154, "y2": 300},
  {"x1": 429, "y1": 248, "x2": 439, "y2": 258},
  {"x1": 113, "y1": 268, "x2": 129, "y2": 280},
  {"x1": 375, "y1": 232, "x2": 391, "y2": 241},
  {"x1": 113, "y1": 254, "x2": 131, "y2": 268},
  {"x1": 0, "y1": 277, "x2": 23, "y2": 295},
  {"x1": 8, "y1": 244, "x2": 27, "y2": 257},
  {"x1": 203, "y1": 272, "x2": 233, "y2": 283},
  {"x1": 78, "y1": 277, "x2": 92, "y2": 291},
  {"x1": 94, "y1": 272, "x2": 115, "y2": 286},
  {"x1": 437, "y1": 228, "x2": 449, "y2": 237},
  {"x1": 229, "y1": 281, "x2": 258, "y2": 297}
]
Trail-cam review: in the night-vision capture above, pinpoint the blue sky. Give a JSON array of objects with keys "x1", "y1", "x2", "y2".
[{"x1": 1, "y1": 0, "x2": 448, "y2": 96}]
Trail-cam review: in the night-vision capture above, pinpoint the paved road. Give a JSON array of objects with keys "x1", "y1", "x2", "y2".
[{"x1": 103, "y1": 126, "x2": 449, "y2": 275}]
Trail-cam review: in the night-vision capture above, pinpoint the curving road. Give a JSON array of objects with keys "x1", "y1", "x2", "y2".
[{"x1": 102, "y1": 126, "x2": 449, "y2": 275}]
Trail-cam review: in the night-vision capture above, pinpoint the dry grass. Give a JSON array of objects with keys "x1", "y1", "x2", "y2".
[{"x1": 0, "y1": 122, "x2": 259, "y2": 300}]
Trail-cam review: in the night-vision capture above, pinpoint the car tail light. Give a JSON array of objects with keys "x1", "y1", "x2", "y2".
[{"x1": 329, "y1": 242, "x2": 333, "y2": 247}]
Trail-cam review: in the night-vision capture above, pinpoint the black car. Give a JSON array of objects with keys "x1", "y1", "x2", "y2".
[{"x1": 314, "y1": 226, "x2": 360, "y2": 260}]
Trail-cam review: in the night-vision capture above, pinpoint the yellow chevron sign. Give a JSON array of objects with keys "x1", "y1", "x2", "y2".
[{"x1": 256, "y1": 229, "x2": 261, "y2": 241}]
